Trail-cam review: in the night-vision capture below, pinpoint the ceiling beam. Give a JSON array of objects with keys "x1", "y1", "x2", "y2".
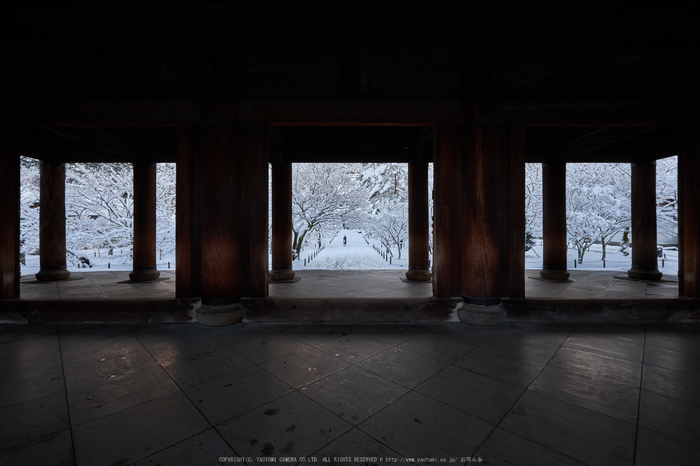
[
  {"x1": 563, "y1": 126, "x2": 656, "y2": 161},
  {"x1": 38, "y1": 126, "x2": 144, "y2": 162}
]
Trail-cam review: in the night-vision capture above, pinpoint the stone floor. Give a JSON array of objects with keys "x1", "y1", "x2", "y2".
[
  {"x1": 17, "y1": 269, "x2": 680, "y2": 300},
  {"x1": 1, "y1": 321, "x2": 699, "y2": 465}
]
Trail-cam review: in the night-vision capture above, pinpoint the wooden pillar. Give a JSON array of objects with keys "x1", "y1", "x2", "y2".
[
  {"x1": 628, "y1": 161, "x2": 662, "y2": 280},
  {"x1": 0, "y1": 128, "x2": 20, "y2": 299},
  {"x1": 405, "y1": 162, "x2": 432, "y2": 281},
  {"x1": 240, "y1": 123, "x2": 269, "y2": 297},
  {"x1": 35, "y1": 162, "x2": 70, "y2": 281},
  {"x1": 176, "y1": 124, "x2": 194, "y2": 298},
  {"x1": 129, "y1": 162, "x2": 160, "y2": 282},
  {"x1": 433, "y1": 123, "x2": 462, "y2": 298},
  {"x1": 269, "y1": 162, "x2": 295, "y2": 281},
  {"x1": 459, "y1": 104, "x2": 509, "y2": 326},
  {"x1": 540, "y1": 162, "x2": 570, "y2": 280},
  {"x1": 507, "y1": 125, "x2": 526, "y2": 298},
  {"x1": 679, "y1": 125, "x2": 700, "y2": 297},
  {"x1": 192, "y1": 105, "x2": 245, "y2": 326}
]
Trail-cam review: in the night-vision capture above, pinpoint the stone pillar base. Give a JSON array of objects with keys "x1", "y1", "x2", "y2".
[
  {"x1": 405, "y1": 268, "x2": 432, "y2": 281},
  {"x1": 269, "y1": 267, "x2": 295, "y2": 281},
  {"x1": 129, "y1": 267, "x2": 161, "y2": 282},
  {"x1": 458, "y1": 297, "x2": 506, "y2": 326},
  {"x1": 196, "y1": 303, "x2": 245, "y2": 327},
  {"x1": 539, "y1": 268, "x2": 570, "y2": 281},
  {"x1": 627, "y1": 267, "x2": 663, "y2": 281},
  {"x1": 35, "y1": 267, "x2": 71, "y2": 282}
]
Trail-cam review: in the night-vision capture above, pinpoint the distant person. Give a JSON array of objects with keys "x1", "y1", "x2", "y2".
[{"x1": 343, "y1": 235, "x2": 347, "y2": 246}]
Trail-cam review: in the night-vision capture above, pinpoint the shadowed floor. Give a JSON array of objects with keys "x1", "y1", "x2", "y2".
[{"x1": 1, "y1": 321, "x2": 698, "y2": 465}]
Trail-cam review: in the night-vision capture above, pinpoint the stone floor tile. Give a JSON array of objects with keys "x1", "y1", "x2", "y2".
[
  {"x1": 183, "y1": 365, "x2": 292, "y2": 425},
  {"x1": 227, "y1": 334, "x2": 312, "y2": 364},
  {"x1": 359, "y1": 324, "x2": 426, "y2": 346},
  {"x1": 477, "y1": 333, "x2": 562, "y2": 361},
  {"x1": 643, "y1": 345, "x2": 700, "y2": 376},
  {"x1": 358, "y1": 347, "x2": 448, "y2": 388},
  {"x1": 528, "y1": 364, "x2": 640, "y2": 423},
  {"x1": 0, "y1": 365, "x2": 65, "y2": 408},
  {"x1": 499, "y1": 390, "x2": 636, "y2": 465},
  {"x1": 638, "y1": 389, "x2": 700, "y2": 444},
  {"x1": 163, "y1": 345, "x2": 255, "y2": 388},
  {"x1": 0, "y1": 346, "x2": 63, "y2": 383},
  {"x1": 0, "y1": 391, "x2": 69, "y2": 450},
  {"x1": 57, "y1": 324, "x2": 133, "y2": 347},
  {"x1": 63, "y1": 345, "x2": 157, "y2": 389},
  {"x1": 72, "y1": 391, "x2": 209, "y2": 466},
  {"x1": 310, "y1": 427, "x2": 402, "y2": 462},
  {"x1": 635, "y1": 426, "x2": 700, "y2": 466},
  {"x1": 67, "y1": 365, "x2": 179, "y2": 425},
  {"x1": 641, "y1": 365, "x2": 700, "y2": 404},
  {"x1": 563, "y1": 334, "x2": 645, "y2": 364},
  {"x1": 415, "y1": 365, "x2": 525, "y2": 425},
  {"x1": 0, "y1": 329, "x2": 59, "y2": 356},
  {"x1": 59, "y1": 334, "x2": 143, "y2": 365},
  {"x1": 397, "y1": 333, "x2": 475, "y2": 363},
  {"x1": 217, "y1": 391, "x2": 353, "y2": 459},
  {"x1": 476, "y1": 428, "x2": 587, "y2": 466},
  {"x1": 141, "y1": 334, "x2": 227, "y2": 367},
  {"x1": 131, "y1": 428, "x2": 236, "y2": 466},
  {"x1": 360, "y1": 391, "x2": 493, "y2": 458},
  {"x1": 316, "y1": 334, "x2": 393, "y2": 363},
  {"x1": 548, "y1": 346, "x2": 642, "y2": 388},
  {"x1": 453, "y1": 345, "x2": 549, "y2": 388},
  {"x1": 259, "y1": 347, "x2": 351, "y2": 388},
  {"x1": 497, "y1": 323, "x2": 575, "y2": 346},
  {"x1": 302, "y1": 365, "x2": 409, "y2": 424},
  {"x1": 0, "y1": 429, "x2": 74, "y2": 466}
]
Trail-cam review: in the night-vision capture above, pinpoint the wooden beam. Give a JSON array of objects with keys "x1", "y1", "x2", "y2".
[
  {"x1": 563, "y1": 127, "x2": 656, "y2": 160},
  {"x1": 239, "y1": 99, "x2": 463, "y2": 126},
  {"x1": 498, "y1": 100, "x2": 699, "y2": 127},
  {"x1": 1, "y1": 100, "x2": 200, "y2": 126},
  {"x1": 39, "y1": 126, "x2": 143, "y2": 162}
]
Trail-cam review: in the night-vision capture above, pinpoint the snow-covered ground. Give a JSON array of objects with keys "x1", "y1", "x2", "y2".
[{"x1": 21, "y1": 230, "x2": 678, "y2": 278}]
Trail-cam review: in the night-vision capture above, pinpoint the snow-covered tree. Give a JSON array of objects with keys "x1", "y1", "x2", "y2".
[
  {"x1": 656, "y1": 156, "x2": 677, "y2": 239},
  {"x1": 567, "y1": 163, "x2": 631, "y2": 263},
  {"x1": 525, "y1": 163, "x2": 543, "y2": 239},
  {"x1": 19, "y1": 157, "x2": 41, "y2": 256},
  {"x1": 368, "y1": 204, "x2": 408, "y2": 258},
  {"x1": 291, "y1": 163, "x2": 369, "y2": 259}
]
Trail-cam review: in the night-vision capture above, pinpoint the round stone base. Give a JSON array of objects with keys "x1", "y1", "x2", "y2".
[
  {"x1": 627, "y1": 267, "x2": 663, "y2": 281},
  {"x1": 129, "y1": 268, "x2": 161, "y2": 282},
  {"x1": 35, "y1": 268, "x2": 71, "y2": 281},
  {"x1": 539, "y1": 268, "x2": 570, "y2": 281},
  {"x1": 458, "y1": 304, "x2": 506, "y2": 327},
  {"x1": 405, "y1": 269, "x2": 432, "y2": 282},
  {"x1": 269, "y1": 269, "x2": 296, "y2": 281},
  {"x1": 196, "y1": 303, "x2": 245, "y2": 327}
]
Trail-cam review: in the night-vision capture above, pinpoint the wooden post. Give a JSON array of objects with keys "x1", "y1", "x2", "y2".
[
  {"x1": 176, "y1": 124, "x2": 194, "y2": 298},
  {"x1": 433, "y1": 123, "x2": 462, "y2": 298},
  {"x1": 240, "y1": 123, "x2": 269, "y2": 297},
  {"x1": 36, "y1": 162, "x2": 70, "y2": 281},
  {"x1": 129, "y1": 162, "x2": 160, "y2": 282},
  {"x1": 507, "y1": 125, "x2": 526, "y2": 298},
  {"x1": 269, "y1": 162, "x2": 295, "y2": 281},
  {"x1": 540, "y1": 162, "x2": 570, "y2": 280},
  {"x1": 192, "y1": 103, "x2": 245, "y2": 326},
  {"x1": 405, "y1": 162, "x2": 432, "y2": 281},
  {"x1": 679, "y1": 124, "x2": 700, "y2": 297},
  {"x1": 627, "y1": 160, "x2": 662, "y2": 280},
  {"x1": 0, "y1": 128, "x2": 20, "y2": 299}
]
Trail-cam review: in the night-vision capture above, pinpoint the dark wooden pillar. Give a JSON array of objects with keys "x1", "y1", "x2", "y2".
[
  {"x1": 679, "y1": 125, "x2": 699, "y2": 297},
  {"x1": 433, "y1": 123, "x2": 462, "y2": 298},
  {"x1": 129, "y1": 162, "x2": 160, "y2": 282},
  {"x1": 628, "y1": 161, "x2": 662, "y2": 280},
  {"x1": 176, "y1": 124, "x2": 194, "y2": 298},
  {"x1": 405, "y1": 162, "x2": 432, "y2": 281},
  {"x1": 507, "y1": 125, "x2": 526, "y2": 298},
  {"x1": 459, "y1": 104, "x2": 510, "y2": 325},
  {"x1": 540, "y1": 162, "x2": 570, "y2": 280},
  {"x1": 240, "y1": 123, "x2": 269, "y2": 297},
  {"x1": 0, "y1": 128, "x2": 20, "y2": 299},
  {"x1": 192, "y1": 105, "x2": 245, "y2": 326},
  {"x1": 35, "y1": 162, "x2": 70, "y2": 281},
  {"x1": 269, "y1": 162, "x2": 295, "y2": 281}
]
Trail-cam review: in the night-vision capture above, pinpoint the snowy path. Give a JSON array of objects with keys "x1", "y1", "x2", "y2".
[{"x1": 294, "y1": 229, "x2": 403, "y2": 270}]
